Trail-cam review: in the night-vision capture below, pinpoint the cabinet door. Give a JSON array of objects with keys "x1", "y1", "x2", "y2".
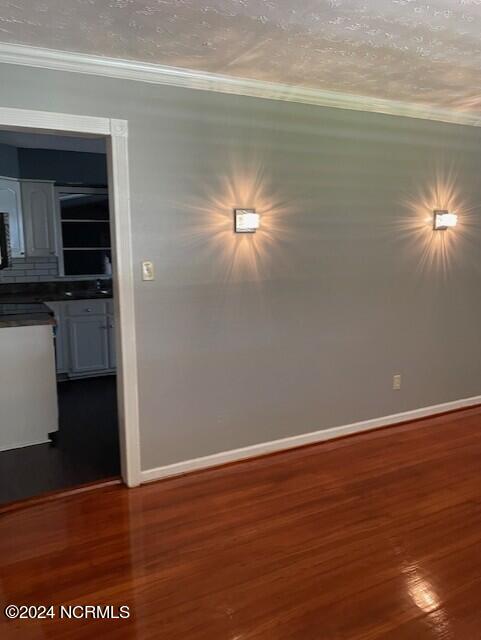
[
  {"x1": 0, "y1": 178, "x2": 25, "y2": 257},
  {"x1": 68, "y1": 315, "x2": 110, "y2": 374},
  {"x1": 55, "y1": 310, "x2": 68, "y2": 373},
  {"x1": 108, "y1": 315, "x2": 117, "y2": 370},
  {"x1": 21, "y1": 181, "x2": 56, "y2": 257}
]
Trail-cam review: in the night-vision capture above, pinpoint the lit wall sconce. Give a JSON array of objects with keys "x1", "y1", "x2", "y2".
[
  {"x1": 433, "y1": 210, "x2": 457, "y2": 230},
  {"x1": 234, "y1": 208, "x2": 260, "y2": 233}
]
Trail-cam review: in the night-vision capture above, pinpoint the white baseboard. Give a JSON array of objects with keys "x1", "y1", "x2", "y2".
[{"x1": 141, "y1": 395, "x2": 481, "y2": 484}]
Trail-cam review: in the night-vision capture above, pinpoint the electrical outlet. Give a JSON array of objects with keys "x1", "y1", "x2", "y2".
[
  {"x1": 142, "y1": 260, "x2": 154, "y2": 281},
  {"x1": 392, "y1": 374, "x2": 401, "y2": 390}
]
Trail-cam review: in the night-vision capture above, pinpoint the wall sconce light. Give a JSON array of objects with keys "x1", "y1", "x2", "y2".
[
  {"x1": 234, "y1": 208, "x2": 260, "y2": 233},
  {"x1": 433, "y1": 210, "x2": 457, "y2": 230}
]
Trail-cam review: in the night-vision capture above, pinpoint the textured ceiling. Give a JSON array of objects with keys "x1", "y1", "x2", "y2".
[{"x1": 0, "y1": 0, "x2": 481, "y2": 111}]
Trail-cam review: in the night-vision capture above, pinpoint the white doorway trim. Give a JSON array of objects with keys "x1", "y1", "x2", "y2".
[{"x1": 0, "y1": 106, "x2": 141, "y2": 487}]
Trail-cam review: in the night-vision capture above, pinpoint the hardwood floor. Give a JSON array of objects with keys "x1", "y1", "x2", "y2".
[{"x1": 2, "y1": 406, "x2": 481, "y2": 639}]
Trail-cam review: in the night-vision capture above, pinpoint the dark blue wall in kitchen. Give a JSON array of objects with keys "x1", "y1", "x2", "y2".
[
  {"x1": 0, "y1": 144, "x2": 107, "y2": 185},
  {"x1": 18, "y1": 148, "x2": 107, "y2": 185},
  {"x1": 0, "y1": 143, "x2": 19, "y2": 178}
]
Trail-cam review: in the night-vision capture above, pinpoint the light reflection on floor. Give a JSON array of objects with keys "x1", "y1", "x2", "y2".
[{"x1": 402, "y1": 563, "x2": 452, "y2": 638}]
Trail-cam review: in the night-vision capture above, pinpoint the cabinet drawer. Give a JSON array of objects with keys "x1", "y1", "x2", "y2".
[{"x1": 66, "y1": 299, "x2": 107, "y2": 316}]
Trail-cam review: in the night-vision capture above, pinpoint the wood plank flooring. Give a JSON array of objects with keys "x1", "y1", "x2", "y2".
[{"x1": 2, "y1": 406, "x2": 481, "y2": 639}]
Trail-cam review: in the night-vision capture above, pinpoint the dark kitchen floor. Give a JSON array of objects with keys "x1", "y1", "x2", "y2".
[{"x1": 0, "y1": 376, "x2": 120, "y2": 505}]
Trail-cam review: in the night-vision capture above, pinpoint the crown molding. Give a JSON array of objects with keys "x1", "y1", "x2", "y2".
[{"x1": 0, "y1": 42, "x2": 480, "y2": 128}]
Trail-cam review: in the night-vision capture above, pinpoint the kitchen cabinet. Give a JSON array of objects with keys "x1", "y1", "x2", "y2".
[
  {"x1": 108, "y1": 315, "x2": 116, "y2": 370},
  {"x1": 21, "y1": 180, "x2": 57, "y2": 257},
  {"x1": 68, "y1": 314, "x2": 110, "y2": 374},
  {"x1": 0, "y1": 177, "x2": 25, "y2": 257},
  {"x1": 56, "y1": 187, "x2": 111, "y2": 276},
  {"x1": 45, "y1": 301, "x2": 68, "y2": 374},
  {"x1": 106, "y1": 299, "x2": 116, "y2": 370},
  {"x1": 0, "y1": 177, "x2": 57, "y2": 259},
  {"x1": 46, "y1": 298, "x2": 116, "y2": 378}
]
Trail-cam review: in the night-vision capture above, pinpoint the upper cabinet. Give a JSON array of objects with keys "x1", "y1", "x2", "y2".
[
  {"x1": 21, "y1": 180, "x2": 57, "y2": 258},
  {"x1": 0, "y1": 177, "x2": 25, "y2": 258},
  {"x1": 0, "y1": 178, "x2": 109, "y2": 271}
]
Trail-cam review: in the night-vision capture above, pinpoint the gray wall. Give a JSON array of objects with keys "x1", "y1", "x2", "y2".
[
  {"x1": 0, "y1": 143, "x2": 19, "y2": 177},
  {"x1": 1, "y1": 63, "x2": 480, "y2": 471}
]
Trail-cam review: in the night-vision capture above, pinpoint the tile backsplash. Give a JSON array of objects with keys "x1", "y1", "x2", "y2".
[{"x1": 0, "y1": 256, "x2": 59, "y2": 283}]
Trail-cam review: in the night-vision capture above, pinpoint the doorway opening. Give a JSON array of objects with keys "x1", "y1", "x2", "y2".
[{"x1": 0, "y1": 110, "x2": 140, "y2": 504}]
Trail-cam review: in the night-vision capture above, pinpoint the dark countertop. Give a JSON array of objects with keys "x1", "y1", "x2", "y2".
[
  {"x1": 0, "y1": 292, "x2": 113, "y2": 304},
  {"x1": 0, "y1": 302, "x2": 56, "y2": 329},
  {"x1": 0, "y1": 280, "x2": 113, "y2": 305},
  {"x1": 0, "y1": 313, "x2": 56, "y2": 329}
]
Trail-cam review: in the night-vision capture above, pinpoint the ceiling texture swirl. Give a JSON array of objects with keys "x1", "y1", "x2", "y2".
[{"x1": 0, "y1": 0, "x2": 480, "y2": 112}]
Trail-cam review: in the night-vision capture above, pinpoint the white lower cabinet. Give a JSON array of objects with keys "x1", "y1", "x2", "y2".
[
  {"x1": 68, "y1": 315, "x2": 110, "y2": 374},
  {"x1": 46, "y1": 299, "x2": 116, "y2": 378},
  {"x1": 45, "y1": 301, "x2": 68, "y2": 374},
  {"x1": 108, "y1": 315, "x2": 116, "y2": 370}
]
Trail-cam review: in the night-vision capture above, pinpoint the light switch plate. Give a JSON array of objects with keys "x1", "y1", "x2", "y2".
[
  {"x1": 392, "y1": 374, "x2": 401, "y2": 390},
  {"x1": 142, "y1": 260, "x2": 155, "y2": 281}
]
